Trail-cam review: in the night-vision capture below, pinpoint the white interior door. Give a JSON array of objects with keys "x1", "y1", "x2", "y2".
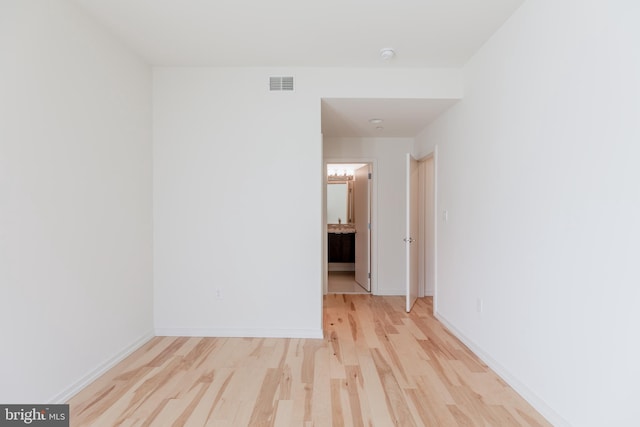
[
  {"x1": 354, "y1": 164, "x2": 371, "y2": 291},
  {"x1": 406, "y1": 154, "x2": 419, "y2": 312}
]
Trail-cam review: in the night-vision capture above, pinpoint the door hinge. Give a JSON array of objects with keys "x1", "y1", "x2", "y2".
[
  {"x1": 368, "y1": 272, "x2": 371, "y2": 279},
  {"x1": 367, "y1": 223, "x2": 371, "y2": 230},
  {"x1": 368, "y1": 172, "x2": 372, "y2": 179}
]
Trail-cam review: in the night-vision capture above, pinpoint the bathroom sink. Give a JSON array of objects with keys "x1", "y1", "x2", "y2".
[{"x1": 328, "y1": 224, "x2": 356, "y2": 233}]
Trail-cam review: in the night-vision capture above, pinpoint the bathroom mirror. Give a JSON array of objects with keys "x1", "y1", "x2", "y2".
[{"x1": 327, "y1": 182, "x2": 353, "y2": 224}]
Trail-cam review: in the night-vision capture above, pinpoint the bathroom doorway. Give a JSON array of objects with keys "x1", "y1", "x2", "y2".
[{"x1": 325, "y1": 162, "x2": 373, "y2": 294}]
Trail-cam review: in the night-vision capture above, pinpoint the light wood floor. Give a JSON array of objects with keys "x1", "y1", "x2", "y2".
[
  {"x1": 327, "y1": 271, "x2": 369, "y2": 294},
  {"x1": 68, "y1": 296, "x2": 550, "y2": 426}
]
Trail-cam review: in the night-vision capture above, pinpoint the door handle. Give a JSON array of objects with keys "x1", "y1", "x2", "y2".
[{"x1": 403, "y1": 237, "x2": 415, "y2": 243}]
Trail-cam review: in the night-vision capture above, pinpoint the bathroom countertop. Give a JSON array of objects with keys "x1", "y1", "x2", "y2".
[{"x1": 328, "y1": 224, "x2": 356, "y2": 234}]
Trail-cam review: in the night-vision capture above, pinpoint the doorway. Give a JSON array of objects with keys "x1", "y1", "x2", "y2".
[
  {"x1": 418, "y1": 153, "x2": 436, "y2": 298},
  {"x1": 325, "y1": 161, "x2": 374, "y2": 294},
  {"x1": 406, "y1": 150, "x2": 437, "y2": 312}
]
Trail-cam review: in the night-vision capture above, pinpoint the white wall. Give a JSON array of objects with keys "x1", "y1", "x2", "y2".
[
  {"x1": 415, "y1": 0, "x2": 640, "y2": 425},
  {"x1": 324, "y1": 137, "x2": 414, "y2": 295},
  {"x1": 0, "y1": 1, "x2": 153, "y2": 403},
  {"x1": 153, "y1": 68, "x2": 323, "y2": 337},
  {"x1": 153, "y1": 68, "x2": 461, "y2": 337}
]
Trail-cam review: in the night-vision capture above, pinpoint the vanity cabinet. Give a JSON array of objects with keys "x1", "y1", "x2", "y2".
[{"x1": 328, "y1": 232, "x2": 355, "y2": 263}]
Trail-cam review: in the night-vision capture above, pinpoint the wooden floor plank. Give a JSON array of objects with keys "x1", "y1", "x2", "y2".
[{"x1": 68, "y1": 296, "x2": 551, "y2": 427}]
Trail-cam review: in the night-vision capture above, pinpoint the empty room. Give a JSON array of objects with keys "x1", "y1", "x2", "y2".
[{"x1": 1, "y1": 1, "x2": 639, "y2": 426}]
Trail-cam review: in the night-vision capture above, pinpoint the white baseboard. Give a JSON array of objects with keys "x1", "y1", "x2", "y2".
[
  {"x1": 434, "y1": 312, "x2": 571, "y2": 427},
  {"x1": 51, "y1": 330, "x2": 154, "y2": 404},
  {"x1": 155, "y1": 328, "x2": 324, "y2": 339}
]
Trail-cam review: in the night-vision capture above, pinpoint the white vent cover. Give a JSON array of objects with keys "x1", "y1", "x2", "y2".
[{"x1": 269, "y1": 76, "x2": 294, "y2": 91}]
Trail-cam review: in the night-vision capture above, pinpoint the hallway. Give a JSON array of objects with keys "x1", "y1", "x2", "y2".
[{"x1": 328, "y1": 271, "x2": 369, "y2": 294}]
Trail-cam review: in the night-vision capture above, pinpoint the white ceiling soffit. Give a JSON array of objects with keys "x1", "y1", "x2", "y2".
[
  {"x1": 73, "y1": 0, "x2": 524, "y2": 67},
  {"x1": 321, "y1": 98, "x2": 459, "y2": 138}
]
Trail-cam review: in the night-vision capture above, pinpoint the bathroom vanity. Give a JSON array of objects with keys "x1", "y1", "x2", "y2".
[{"x1": 328, "y1": 225, "x2": 355, "y2": 263}]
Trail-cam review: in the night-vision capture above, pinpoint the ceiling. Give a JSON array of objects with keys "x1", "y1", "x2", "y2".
[
  {"x1": 73, "y1": 0, "x2": 524, "y2": 68},
  {"x1": 72, "y1": 0, "x2": 522, "y2": 137}
]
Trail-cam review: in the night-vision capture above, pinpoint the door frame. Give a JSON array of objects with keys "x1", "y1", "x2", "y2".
[
  {"x1": 417, "y1": 146, "x2": 438, "y2": 314},
  {"x1": 323, "y1": 158, "x2": 378, "y2": 295}
]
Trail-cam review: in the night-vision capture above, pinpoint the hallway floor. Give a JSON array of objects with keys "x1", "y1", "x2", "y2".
[{"x1": 328, "y1": 271, "x2": 369, "y2": 294}]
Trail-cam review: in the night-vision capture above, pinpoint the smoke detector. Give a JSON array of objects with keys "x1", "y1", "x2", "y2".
[{"x1": 380, "y1": 48, "x2": 395, "y2": 61}]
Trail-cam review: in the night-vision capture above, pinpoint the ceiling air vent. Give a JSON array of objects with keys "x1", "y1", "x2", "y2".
[{"x1": 269, "y1": 76, "x2": 294, "y2": 91}]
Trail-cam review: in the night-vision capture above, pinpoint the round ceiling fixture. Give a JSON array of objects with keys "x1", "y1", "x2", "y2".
[
  {"x1": 369, "y1": 118, "x2": 383, "y2": 124},
  {"x1": 380, "y1": 48, "x2": 395, "y2": 61}
]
